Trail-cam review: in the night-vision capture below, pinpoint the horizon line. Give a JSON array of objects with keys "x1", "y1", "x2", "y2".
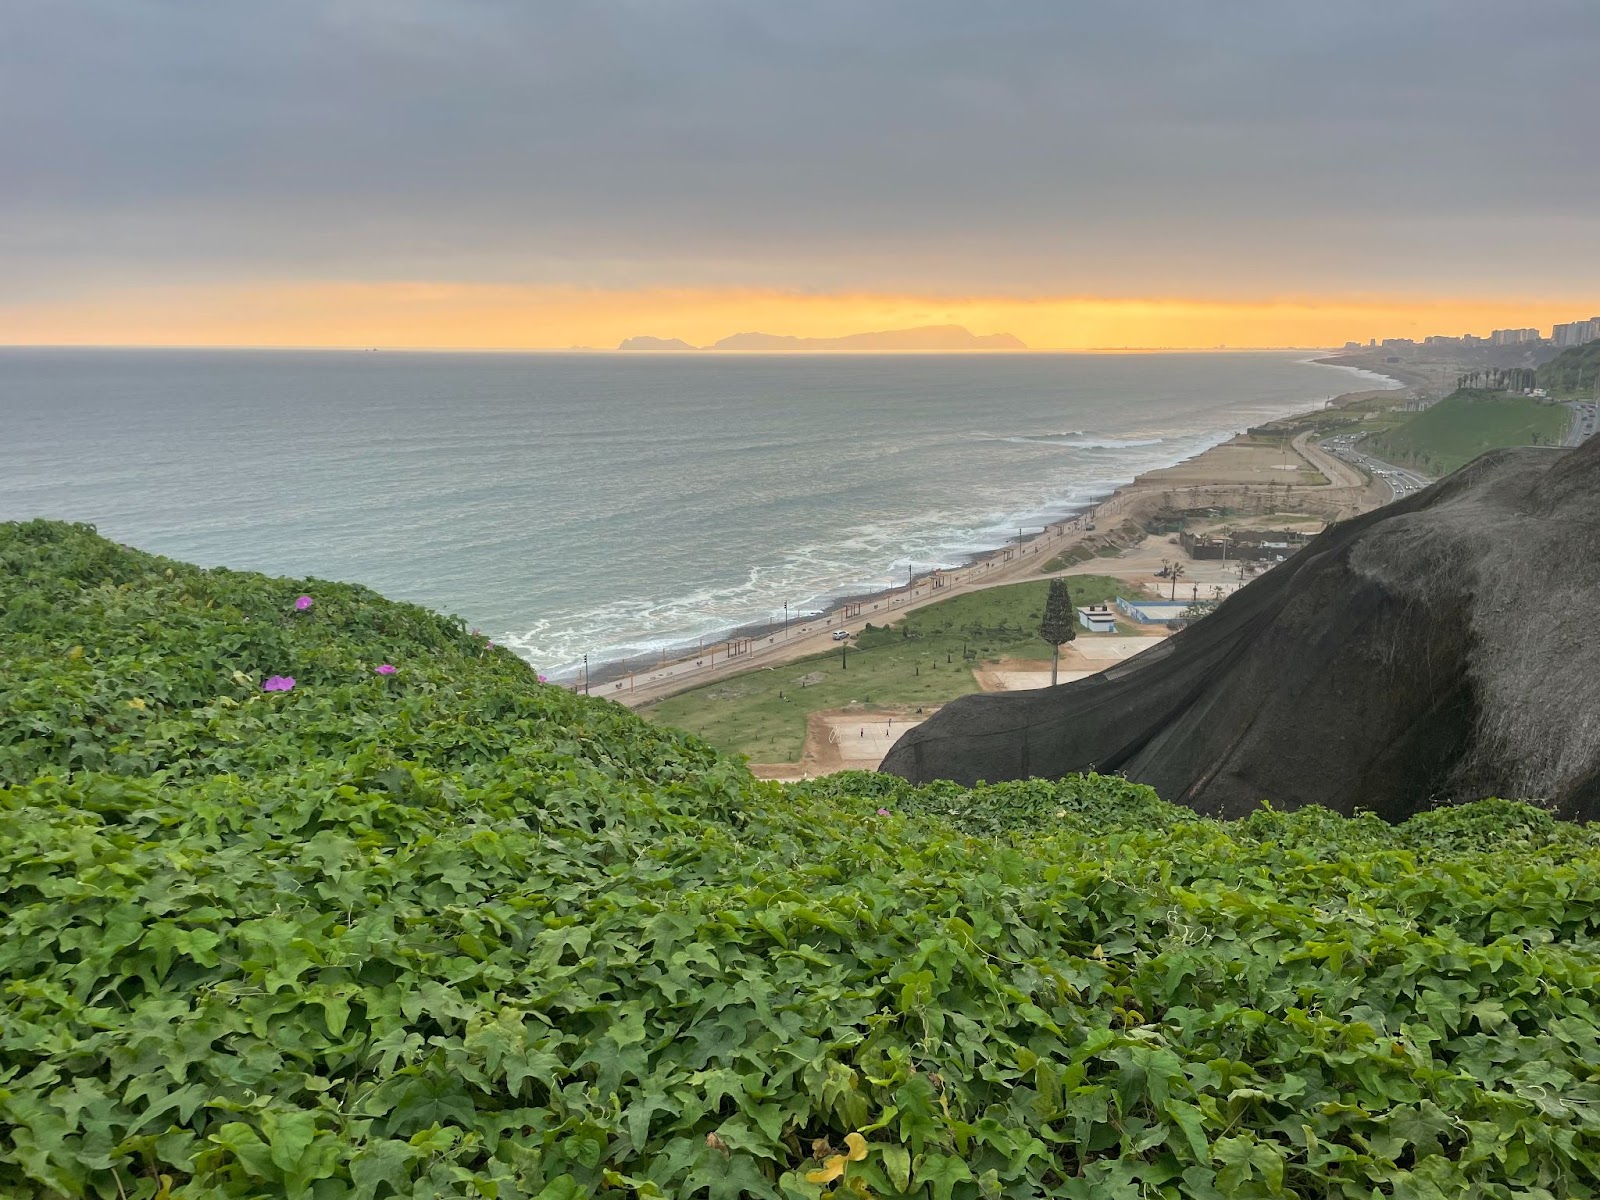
[{"x1": 0, "y1": 342, "x2": 1351, "y2": 354}]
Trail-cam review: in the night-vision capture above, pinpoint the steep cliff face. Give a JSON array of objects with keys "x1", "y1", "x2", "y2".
[{"x1": 881, "y1": 436, "x2": 1600, "y2": 820}]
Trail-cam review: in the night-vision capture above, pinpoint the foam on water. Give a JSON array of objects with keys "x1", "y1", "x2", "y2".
[{"x1": 0, "y1": 348, "x2": 1396, "y2": 676}]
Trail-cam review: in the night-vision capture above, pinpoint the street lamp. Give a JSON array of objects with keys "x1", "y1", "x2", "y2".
[
  {"x1": 583, "y1": 654, "x2": 589, "y2": 695},
  {"x1": 783, "y1": 602, "x2": 788, "y2": 639}
]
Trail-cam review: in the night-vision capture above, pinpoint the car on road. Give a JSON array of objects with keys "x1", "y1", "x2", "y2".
[{"x1": 831, "y1": 629, "x2": 851, "y2": 641}]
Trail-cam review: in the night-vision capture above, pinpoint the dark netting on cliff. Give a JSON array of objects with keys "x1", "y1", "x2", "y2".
[{"x1": 881, "y1": 435, "x2": 1600, "y2": 821}]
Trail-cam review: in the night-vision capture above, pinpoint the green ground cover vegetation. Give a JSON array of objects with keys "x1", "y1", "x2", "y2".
[
  {"x1": 6, "y1": 520, "x2": 1600, "y2": 1199},
  {"x1": 1368, "y1": 390, "x2": 1571, "y2": 475},
  {"x1": 1539, "y1": 343, "x2": 1600, "y2": 398},
  {"x1": 646, "y1": 577, "x2": 1144, "y2": 762}
]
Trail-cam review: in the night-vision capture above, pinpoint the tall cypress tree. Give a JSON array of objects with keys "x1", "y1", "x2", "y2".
[{"x1": 1040, "y1": 578, "x2": 1077, "y2": 686}]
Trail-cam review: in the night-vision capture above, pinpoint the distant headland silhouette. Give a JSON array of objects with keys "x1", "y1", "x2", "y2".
[{"x1": 617, "y1": 324, "x2": 1027, "y2": 352}]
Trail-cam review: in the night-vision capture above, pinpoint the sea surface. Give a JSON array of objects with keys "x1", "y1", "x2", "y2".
[{"x1": 0, "y1": 349, "x2": 1395, "y2": 674}]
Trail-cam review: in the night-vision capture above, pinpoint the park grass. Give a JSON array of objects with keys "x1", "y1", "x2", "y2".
[
  {"x1": 646, "y1": 574, "x2": 1148, "y2": 761},
  {"x1": 1369, "y1": 389, "x2": 1571, "y2": 475}
]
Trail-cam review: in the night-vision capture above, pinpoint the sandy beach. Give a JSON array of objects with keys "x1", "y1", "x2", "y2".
[{"x1": 581, "y1": 369, "x2": 1406, "y2": 708}]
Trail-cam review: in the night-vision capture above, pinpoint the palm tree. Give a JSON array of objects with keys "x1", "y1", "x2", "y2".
[{"x1": 1168, "y1": 562, "x2": 1186, "y2": 600}]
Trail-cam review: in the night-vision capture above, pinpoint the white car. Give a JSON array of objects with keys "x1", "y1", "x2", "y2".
[{"x1": 831, "y1": 629, "x2": 851, "y2": 641}]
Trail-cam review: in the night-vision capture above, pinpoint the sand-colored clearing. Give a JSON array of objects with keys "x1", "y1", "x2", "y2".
[{"x1": 749, "y1": 708, "x2": 933, "y2": 779}]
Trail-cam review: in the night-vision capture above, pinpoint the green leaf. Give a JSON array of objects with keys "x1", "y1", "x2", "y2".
[
  {"x1": 880, "y1": 1145, "x2": 912, "y2": 1192},
  {"x1": 913, "y1": 1153, "x2": 973, "y2": 1200},
  {"x1": 211, "y1": 1122, "x2": 277, "y2": 1181},
  {"x1": 350, "y1": 1139, "x2": 422, "y2": 1200},
  {"x1": 1164, "y1": 1099, "x2": 1210, "y2": 1162}
]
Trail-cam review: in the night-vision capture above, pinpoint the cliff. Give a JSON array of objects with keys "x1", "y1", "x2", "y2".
[{"x1": 883, "y1": 433, "x2": 1600, "y2": 820}]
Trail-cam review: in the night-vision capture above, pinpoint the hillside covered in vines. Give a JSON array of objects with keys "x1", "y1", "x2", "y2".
[{"x1": 4, "y1": 519, "x2": 1600, "y2": 1199}]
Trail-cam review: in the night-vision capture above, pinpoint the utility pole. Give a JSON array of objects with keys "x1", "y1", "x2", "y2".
[
  {"x1": 583, "y1": 654, "x2": 589, "y2": 695},
  {"x1": 783, "y1": 601, "x2": 788, "y2": 639},
  {"x1": 840, "y1": 644, "x2": 847, "y2": 670}
]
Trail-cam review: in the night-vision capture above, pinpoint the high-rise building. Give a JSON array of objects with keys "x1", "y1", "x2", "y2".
[
  {"x1": 1489, "y1": 328, "x2": 1542, "y2": 345},
  {"x1": 1552, "y1": 319, "x2": 1600, "y2": 347}
]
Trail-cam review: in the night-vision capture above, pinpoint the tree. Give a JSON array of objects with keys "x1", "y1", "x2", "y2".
[
  {"x1": 1039, "y1": 578, "x2": 1077, "y2": 686},
  {"x1": 1168, "y1": 562, "x2": 1186, "y2": 600}
]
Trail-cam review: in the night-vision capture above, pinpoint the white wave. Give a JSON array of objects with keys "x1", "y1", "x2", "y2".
[{"x1": 983, "y1": 431, "x2": 1173, "y2": 450}]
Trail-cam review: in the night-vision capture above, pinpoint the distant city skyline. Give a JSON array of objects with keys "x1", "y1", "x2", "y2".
[
  {"x1": 3, "y1": 2, "x2": 1598, "y2": 349},
  {"x1": 1349, "y1": 314, "x2": 1600, "y2": 353}
]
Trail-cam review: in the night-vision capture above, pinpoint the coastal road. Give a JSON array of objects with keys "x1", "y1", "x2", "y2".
[
  {"x1": 603, "y1": 514, "x2": 1085, "y2": 707},
  {"x1": 599, "y1": 417, "x2": 1385, "y2": 708},
  {"x1": 1565, "y1": 401, "x2": 1598, "y2": 447},
  {"x1": 1317, "y1": 433, "x2": 1431, "y2": 502}
]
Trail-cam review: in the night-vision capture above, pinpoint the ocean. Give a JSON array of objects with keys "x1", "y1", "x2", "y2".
[{"x1": 0, "y1": 348, "x2": 1394, "y2": 675}]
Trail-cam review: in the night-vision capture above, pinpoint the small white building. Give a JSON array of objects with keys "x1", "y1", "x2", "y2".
[{"x1": 1078, "y1": 605, "x2": 1118, "y2": 634}]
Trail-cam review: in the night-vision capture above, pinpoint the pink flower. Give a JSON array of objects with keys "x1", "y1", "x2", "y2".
[
  {"x1": 262, "y1": 675, "x2": 296, "y2": 692},
  {"x1": 537, "y1": 673, "x2": 548, "y2": 683},
  {"x1": 375, "y1": 663, "x2": 397, "y2": 675},
  {"x1": 294, "y1": 595, "x2": 313, "y2": 612},
  {"x1": 877, "y1": 807, "x2": 891, "y2": 816},
  {"x1": 486, "y1": 640, "x2": 495, "y2": 649}
]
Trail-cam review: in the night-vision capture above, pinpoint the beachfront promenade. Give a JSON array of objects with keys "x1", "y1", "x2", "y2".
[
  {"x1": 594, "y1": 513, "x2": 1089, "y2": 707},
  {"x1": 582, "y1": 422, "x2": 1387, "y2": 708}
]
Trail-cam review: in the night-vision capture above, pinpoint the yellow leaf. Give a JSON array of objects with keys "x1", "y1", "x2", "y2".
[
  {"x1": 153, "y1": 1175, "x2": 174, "y2": 1200},
  {"x1": 126, "y1": 698, "x2": 146, "y2": 710},
  {"x1": 844, "y1": 1132, "x2": 868, "y2": 1162},
  {"x1": 806, "y1": 1155, "x2": 847, "y2": 1184},
  {"x1": 67, "y1": 645, "x2": 84, "y2": 659},
  {"x1": 1091, "y1": 945, "x2": 1106, "y2": 960}
]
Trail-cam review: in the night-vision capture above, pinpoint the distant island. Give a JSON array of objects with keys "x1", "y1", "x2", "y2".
[
  {"x1": 616, "y1": 324, "x2": 1026, "y2": 352},
  {"x1": 616, "y1": 336, "x2": 700, "y2": 352}
]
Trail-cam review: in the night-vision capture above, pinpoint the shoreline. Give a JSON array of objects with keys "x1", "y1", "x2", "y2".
[{"x1": 568, "y1": 358, "x2": 1409, "y2": 696}]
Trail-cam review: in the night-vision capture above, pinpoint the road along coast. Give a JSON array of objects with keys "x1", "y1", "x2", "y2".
[{"x1": 582, "y1": 377, "x2": 1407, "y2": 708}]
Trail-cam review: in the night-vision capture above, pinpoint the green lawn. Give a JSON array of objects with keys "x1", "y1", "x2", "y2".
[
  {"x1": 646, "y1": 574, "x2": 1148, "y2": 761},
  {"x1": 1369, "y1": 390, "x2": 1571, "y2": 475}
]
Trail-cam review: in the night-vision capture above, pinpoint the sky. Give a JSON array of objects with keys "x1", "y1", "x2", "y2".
[{"x1": 3, "y1": 0, "x2": 1598, "y2": 349}]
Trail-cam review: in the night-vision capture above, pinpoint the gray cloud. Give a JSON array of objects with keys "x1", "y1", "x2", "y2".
[{"x1": 2, "y1": 0, "x2": 1598, "y2": 297}]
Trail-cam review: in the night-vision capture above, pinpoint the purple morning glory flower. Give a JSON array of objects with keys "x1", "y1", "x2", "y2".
[
  {"x1": 375, "y1": 663, "x2": 397, "y2": 675},
  {"x1": 537, "y1": 673, "x2": 548, "y2": 683},
  {"x1": 262, "y1": 675, "x2": 296, "y2": 692},
  {"x1": 877, "y1": 807, "x2": 891, "y2": 816},
  {"x1": 294, "y1": 595, "x2": 313, "y2": 612}
]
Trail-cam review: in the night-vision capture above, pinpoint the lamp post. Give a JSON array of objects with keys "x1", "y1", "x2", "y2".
[
  {"x1": 783, "y1": 602, "x2": 788, "y2": 639},
  {"x1": 583, "y1": 654, "x2": 589, "y2": 695}
]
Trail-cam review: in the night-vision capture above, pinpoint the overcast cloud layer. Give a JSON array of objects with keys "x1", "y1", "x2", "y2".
[{"x1": 3, "y1": 0, "x2": 1599, "y2": 303}]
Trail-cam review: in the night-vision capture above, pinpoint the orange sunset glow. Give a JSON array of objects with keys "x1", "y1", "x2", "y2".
[{"x1": 2, "y1": 283, "x2": 1589, "y2": 351}]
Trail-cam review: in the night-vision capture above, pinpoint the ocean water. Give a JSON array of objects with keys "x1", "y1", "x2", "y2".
[{"x1": 0, "y1": 349, "x2": 1394, "y2": 674}]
